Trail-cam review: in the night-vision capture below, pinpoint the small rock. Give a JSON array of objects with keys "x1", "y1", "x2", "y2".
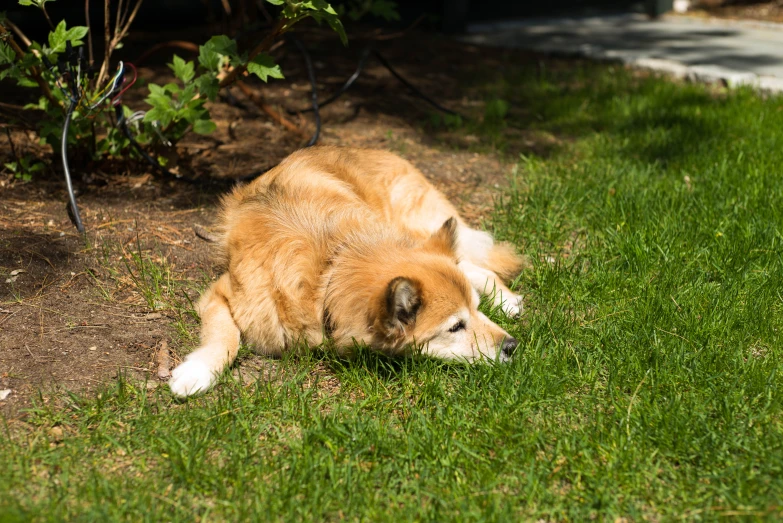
[
  {"x1": 49, "y1": 426, "x2": 64, "y2": 442},
  {"x1": 144, "y1": 312, "x2": 163, "y2": 320},
  {"x1": 0, "y1": 389, "x2": 11, "y2": 401},
  {"x1": 88, "y1": 346, "x2": 97, "y2": 351}
]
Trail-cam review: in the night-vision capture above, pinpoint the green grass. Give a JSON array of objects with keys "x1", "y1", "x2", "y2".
[{"x1": 3, "y1": 63, "x2": 783, "y2": 521}]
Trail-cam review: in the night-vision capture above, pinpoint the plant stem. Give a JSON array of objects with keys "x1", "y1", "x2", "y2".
[
  {"x1": 218, "y1": 17, "x2": 288, "y2": 89},
  {"x1": 85, "y1": 0, "x2": 94, "y2": 65},
  {"x1": 6, "y1": 128, "x2": 20, "y2": 164},
  {"x1": 5, "y1": 19, "x2": 32, "y2": 47},
  {"x1": 97, "y1": 0, "x2": 111, "y2": 85},
  {"x1": 97, "y1": 0, "x2": 144, "y2": 86},
  {"x1": 40, "y1": 5, "x2": 55, "y2": 30}
]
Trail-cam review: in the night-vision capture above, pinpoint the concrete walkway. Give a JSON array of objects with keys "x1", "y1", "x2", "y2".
[{"x1": 465, "y1": 14, "x2": 783, "y2": 92}]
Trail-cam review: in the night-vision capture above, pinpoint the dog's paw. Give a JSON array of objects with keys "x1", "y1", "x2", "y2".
[
  {"x1": 169, "y1": 359, "x2": 216, "y2": 397},
  {"x1": 500, "y1": 293, "x2": 524, "y2": 318}
]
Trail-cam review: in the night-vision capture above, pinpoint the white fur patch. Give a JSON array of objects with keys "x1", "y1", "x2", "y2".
[
  {"x1": 169, "y1": 358, "x2": 216, "y2": 397},
  {"x1": 456, "y1": 226, "x2": 494, "y2": 264},
  {"x1": 500, "y1": 293, "x2": 524, "y2": 317}
]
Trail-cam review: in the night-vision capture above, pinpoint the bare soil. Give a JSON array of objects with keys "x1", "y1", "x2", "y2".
[
  {"x1": 0, "y1": 30, "x2": 548, "y2": 417},
  {"x1": 686, "y1": 0, "x2": 783, "y2": 23}
]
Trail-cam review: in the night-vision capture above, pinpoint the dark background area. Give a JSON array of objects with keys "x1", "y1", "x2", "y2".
[{"x1": 4, "y1": 0, "x2": 646, "y2": 38}]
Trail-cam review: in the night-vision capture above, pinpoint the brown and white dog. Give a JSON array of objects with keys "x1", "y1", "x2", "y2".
[{"x1": 170, "y1": 146, "x2": 524, "y2": 397}]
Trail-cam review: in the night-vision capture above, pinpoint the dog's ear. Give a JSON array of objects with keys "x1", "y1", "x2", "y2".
[
  {"x1": 425, "y1": 217, "x2": 458, "y2": 257},
  {"x1": 384, "y1": 277, "x2": 421, "y2": 330}
]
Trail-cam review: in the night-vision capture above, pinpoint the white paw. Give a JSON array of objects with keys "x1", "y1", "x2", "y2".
[
  {"x1": 500, "y1": 294, "x2": 524, "y2": 317},
  {"x1": 169, "y1": 359, "x2": 216, "y2": 397}
]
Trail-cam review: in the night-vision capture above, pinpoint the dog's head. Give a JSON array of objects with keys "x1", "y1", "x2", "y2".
[{"x1": 370, "y1": 219, "x2": 518, "y2": 362}]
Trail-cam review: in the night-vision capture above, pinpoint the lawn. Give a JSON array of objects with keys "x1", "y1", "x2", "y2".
[{"x1": 2, "y1": 62, "x2": 783, "y2": 521}]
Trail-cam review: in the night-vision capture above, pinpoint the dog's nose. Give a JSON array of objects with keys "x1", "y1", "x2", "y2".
[{"x1": 501, "y1": 337, "x2": 518, "y2": 357}]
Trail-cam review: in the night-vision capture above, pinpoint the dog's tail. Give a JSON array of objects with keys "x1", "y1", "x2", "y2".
[
  {"x1": 486, "y1": 242, "x2": 527, "y2": 282},
  {"x1": 169, "y1": 274, "x2": 241, "y2": 397}
]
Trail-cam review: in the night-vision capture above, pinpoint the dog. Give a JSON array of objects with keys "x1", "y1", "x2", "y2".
[{"x1": 169, "y1": 146, "x2": 524, "y2": 397}]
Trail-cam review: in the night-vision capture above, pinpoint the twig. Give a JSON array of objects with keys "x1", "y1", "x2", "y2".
[
  {"x1": 156, "y1": 340, "x2": 171, "y2": 379},
  {"x1": 0, "y1": 103, "x2": 37, "y2": 130},
  {"x1": 25, "y1": 344, "x2": 40, "y2": 361},
  {"x1": 134, "y1": 40, "x2": 199, "y2": 67},
  {"x1": 97, "y1": 0, "x2": 144, "y2": 85},
  {"x1": 5, "y1": 128, "x2": 19, "y2": 164},
  {"x1": 219, "y1": 17, "x2": 287, "y2": 88},
  {"x1": 256, "y1": 0, "x2": 273, "y2": 22},
  {"x1": 0, "y1": 310, "x2": 18, "y2": 328},
  {"x1": 4, "y1": 19, "x2": 32, "y2": 47},
  {"x1": 116, "y1": 0, "x2": 126, "y2": 37},
  {"x1": 194, "y1": 224, "x2": 218, "y2": 243},
  {"x1": 366, "y1": 13, "x2": 426, "y2": 41},
  {"x1": 85, "y1": 0, "x2": 94, "y2": 65},
  {"x1": 40, "y1": 4, "x2": 56, "y2": 30},
  {"x1": 100, "y1": 0, "x2": 110, "y2": 85},
  {"x1": 235, "y1": 80, "x2": 309, "y2": 138},
  {"x1": 0, "y1": 101, "x2": 29, "y2": 113},
  {"x1": 220, "y1": 0, "x2": 233, "y2": 16}
]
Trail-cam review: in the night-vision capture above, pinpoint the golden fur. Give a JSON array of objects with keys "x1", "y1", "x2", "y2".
[{"x1": 170, "y1": 146, "x2": 524, "y2": 396}]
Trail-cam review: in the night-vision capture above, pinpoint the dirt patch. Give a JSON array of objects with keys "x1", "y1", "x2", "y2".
[
  {"x1": 0, "y1": 30, "x2": 547, "y2": 417},
  {"x1": 684, "y1": 1, "x2": 783, "y2": 23}
]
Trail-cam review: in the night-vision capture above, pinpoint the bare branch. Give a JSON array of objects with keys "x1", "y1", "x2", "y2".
[
  {"x1": 236, "y1": 80, "x2": 309, "y2": 138},
  {"x1": 97, "y1": 0, "x2": 111, "y2": 85},
  {"x1": 220, "y1": 0, "x2": 233, "y2": 17},
  {"x1": 116, "y1": 0, "x2": 126, "y2": 37},
  {"x1": 40, "y1": 5, "x2": 55, "y2": 30},
  {"x1": 97, "y1": 0, "x2": 144, "y2": 86},
  {"x1": 85, "y1": 0, "x2": 94, "y2": 65},
  {"x1": 115, "y1": 0, "x2": 144, "y2": 45},
  {"x1": 4, "y1": 19, "x2": 32, "y2": 48}
]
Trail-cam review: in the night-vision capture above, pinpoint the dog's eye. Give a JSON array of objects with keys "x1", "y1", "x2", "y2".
[{"x1": 448, "y1": 320, "x2": 466, "y2": 333}]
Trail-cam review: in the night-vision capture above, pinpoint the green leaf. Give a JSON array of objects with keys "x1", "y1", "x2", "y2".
[
  {"x1": 307, "y1": 8, "x2": 347, "y2": 45},
  {"x1": 265, "y1": 0, "x2": 284, "y2": 4},
  {"x1": 0, "y1": 42, "x2": 17, "y2": 64},
  {"x1": 143, "y1": 107, "x2": 174, "y2": 127},
  {"x1": 16, "y1": 76, "x2": 38, "y2": 88},
  {"x1": 367, "y1": 0, "x2": 400, "y2": 21},
  {"x1": 192, "y1": 119, "x2": 217, "y2": 135},
  {"x1": 47, "y1": 20, "x2": 88, "y2": 53},
  {"x1": 194, "y1": 73, "x2": 219, "y2": 101},
  {"x1": 300, "y1": 0, "x2": 336, "y2": 13},
  {"x1": 169, "y1": 55, "x2": 195, "y2": 84},
  {"x1": 48, "y1": 20, "x2": 67, "y2": 52},
  {"x1": 247, "y1": 53, "x2": 284, "y2": 83},
  {"x1": 484, "y1": 98, "x2": 509, "y2": 123},
  {"x1": 18, "y1": 0, "x2": 36, "y2": 6},
  {"x1": 198, "y1": 35, "x2": 238, "y2": 72},
  {"x1": 326, "y1": 16, "x2": 347, "y2": 46},
  {"x1": 64, "y1": 25, "x2": 88, "y2": 44}
]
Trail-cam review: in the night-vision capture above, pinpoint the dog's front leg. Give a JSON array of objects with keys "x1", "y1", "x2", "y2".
[
  {"x1": 170, "y1": 274, "x2": 241, "y2": 397},
  {"x1": 458, "y1": 261, "x2": 524, "y2": 317}
]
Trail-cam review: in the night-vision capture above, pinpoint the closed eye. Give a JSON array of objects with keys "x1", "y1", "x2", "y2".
[{"x1": 448, "y1": 320, "x2": 466, "y2": 333}]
